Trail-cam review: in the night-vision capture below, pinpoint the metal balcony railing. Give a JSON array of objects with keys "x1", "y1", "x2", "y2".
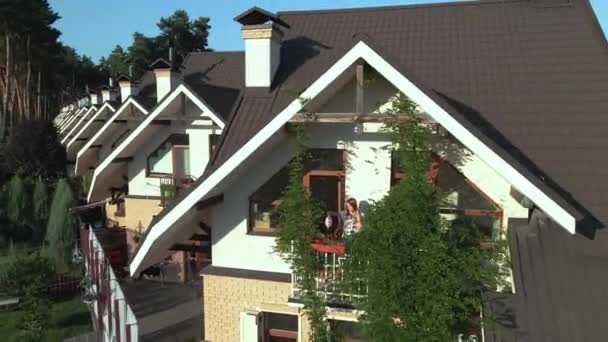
[
  {"x1": 159, "y1": 175, "x2": 194, "y2": 206},
  {"x1": 290, "y1": 241, "x2": 366, "y2": 307}
]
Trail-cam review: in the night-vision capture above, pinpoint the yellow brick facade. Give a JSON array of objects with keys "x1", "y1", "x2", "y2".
[{"x1": 203, "y1": 273, "x2": 309, "y2": 342}]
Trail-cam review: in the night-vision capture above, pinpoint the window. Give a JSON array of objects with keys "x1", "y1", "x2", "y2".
[
  {"x1": 146, "y1": 134, "x2": 190, "y2": 178},
  {"x1": 261, "y1": 312, "x2": 298, "y2": 342},
  {"x1": 390, "y1": 151, "x2": 441, "y2": 187},
  {"x1": 249, "y1": 167, "x2": 289, "y2": 234},
  {"x1": 248, "y1": 149, "x2": 345, "y2": 235},
  {"x1": 436, "y1": 160, "x2": 502, "y2": 241}
]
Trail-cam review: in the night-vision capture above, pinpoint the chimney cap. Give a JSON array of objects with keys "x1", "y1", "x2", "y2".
[
  {"x1": 234, "y1": 7, "x2": 287, "y2": 27},
  {"x1": 149, "y1": 57, "x2": 175, "y2": 70},
  {"x1": 117, "y1": 74, "x2": 132, "y2": 82}
]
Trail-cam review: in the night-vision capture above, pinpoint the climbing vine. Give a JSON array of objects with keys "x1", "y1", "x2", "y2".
[
  {"x1": 275, "y1": 93, "x2": 507, "y2": 341},
  {"x1": 341, "y1": 94, "x2": 508, "y2": 340},
  {"x1": 274, "y1": 123, "x2": 329, "y2": 341}
]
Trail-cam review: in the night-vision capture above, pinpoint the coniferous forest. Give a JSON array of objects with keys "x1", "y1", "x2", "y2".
[{"x1": 0, "y1": 1, "x2": 212, "y2": 339}]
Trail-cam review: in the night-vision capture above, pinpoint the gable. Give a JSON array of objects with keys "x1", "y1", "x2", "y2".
[
  {"x1": 75, "y1": 98, "x2": 149, "y2": 175},
  {"x1": 66, "y1": 102, "x2": 116, "y2": 150},
  {"x1": 129, "y1": 40, "x2": 579, "y2": 276},
  {"x1": 87, "y1": 84, "x2": 225, "y2": 203}
]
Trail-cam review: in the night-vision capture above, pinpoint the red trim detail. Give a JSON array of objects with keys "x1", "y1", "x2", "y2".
[{"x1": 311, "y1": 242, "x2": 345, "y2": 254}]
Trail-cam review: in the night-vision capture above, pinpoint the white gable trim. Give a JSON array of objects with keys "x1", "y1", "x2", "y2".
[
  {"x1": 62, "y1": 106, "x2": 97, "y2": 144},
  {"x1": 66, "y1": 102, "x2": 116, "y2": 150},
  {"x1": 86, "y1": 84, "x2": 224, "y2": 203},
  {"x1": 75, "y1": 98, "x2": 148, "y2": 175},
  {"x1": 180, "y1": 85, "x2": 226, "y2": 129},
  {"x1": 59, "y1": 108, "x2": 84, "y2": 134},
  {"x1": 130, "y1": 40, "x2": 576, "y2": 275}
]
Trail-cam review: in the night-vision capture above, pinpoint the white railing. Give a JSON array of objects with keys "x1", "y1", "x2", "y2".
[
  {"x1": 290, "y1": 242, "x2": 366, "y2": 306},
  {"x1": 80, "y1": 226, "x2": 137, "y2": 342}
]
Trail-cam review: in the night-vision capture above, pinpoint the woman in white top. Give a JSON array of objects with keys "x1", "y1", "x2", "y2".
[{"x1": 344, "y1": 197, "x2": 362, "y2": 235}]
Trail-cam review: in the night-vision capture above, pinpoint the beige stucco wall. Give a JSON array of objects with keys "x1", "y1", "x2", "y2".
[
  {"x1": 203, "y1": 274, "x2": 301, "y2": 342},
  {"x1": 106, "y1": 197, "x2": 162, "y2": 233}
]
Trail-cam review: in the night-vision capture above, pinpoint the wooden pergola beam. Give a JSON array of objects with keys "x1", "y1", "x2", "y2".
[
  {"x1": 289, "y1": 113, "x2": 428, "y2": 124},
  {"x1": 111, "y1": 157, "x2": 133, "y2": 163}
]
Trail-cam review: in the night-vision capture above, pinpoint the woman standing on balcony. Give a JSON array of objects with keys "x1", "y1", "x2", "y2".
[{"x1": 344, "y1": 197, "x2": 362, "y2": 235}]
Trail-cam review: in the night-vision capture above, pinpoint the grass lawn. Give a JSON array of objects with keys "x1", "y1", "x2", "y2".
[{"x1": 0, "y1": 295, "x2": 93, "y2": 342}]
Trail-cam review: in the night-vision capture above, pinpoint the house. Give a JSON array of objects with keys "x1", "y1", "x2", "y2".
[
  {"x1": 58, "y1": 106, "x2": 87, "y2": 135},
  {"x1": 61, "y1": 97, "x2": 99, "y2": 144},
  {"x1": 76, "y1": 215, "x2": 201, "y2": 342},
  {"x1": 123, "y1": 1, "x2": 608, "y2": 341},
  {"x1": 85, "y1": 52, "x2": 242, "y2": 254},
  {"x1": 65, "y1": 85, "x2": 119, "y2": 172},
  {"x1": 71, "y1": 50, "x2": 245, "y2": 342},
  {"x1": 73, "y1": 72, "x2": 156, "y2": 177}
]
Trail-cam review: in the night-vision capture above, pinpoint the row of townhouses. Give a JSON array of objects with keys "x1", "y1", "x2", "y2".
[{"x1": 54, "y1": 1, "x2": 608, "y2": 341}]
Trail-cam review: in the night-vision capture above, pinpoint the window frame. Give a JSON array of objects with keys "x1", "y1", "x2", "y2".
[
  {"x1": 146, "y1": 134, "x2": 190, "y2": 179},
  {"x1": 247, "y1": 148, "x2": 346, "y2": 236}
]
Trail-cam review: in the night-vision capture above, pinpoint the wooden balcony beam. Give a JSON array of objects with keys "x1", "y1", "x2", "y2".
[{"x1": 289, "y1": 113, "x2": 428, "y2": 124}]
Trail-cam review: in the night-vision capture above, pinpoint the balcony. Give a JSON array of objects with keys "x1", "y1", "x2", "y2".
[
  {"x1": 160, "y1": 175, "x2": 195, "y2": 206},
  {"x1": 290, "y1": 239, "x2": 366, "y2": 309}
]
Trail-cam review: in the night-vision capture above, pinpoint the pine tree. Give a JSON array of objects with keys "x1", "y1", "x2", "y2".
[
  {"x1": 32, "y1": 177, "x2": 50, "y2": 242},
  {"x1": 5, "y1": 175, "x2": 29, "y2": 226},
  {"x1": 45, "y1": 178, "x2": 77, "y2": 272}
]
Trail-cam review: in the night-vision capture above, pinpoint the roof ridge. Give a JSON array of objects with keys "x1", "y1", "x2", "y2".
[{"x1": 277, "y1": 0, "x2": 526, "y2": 16}]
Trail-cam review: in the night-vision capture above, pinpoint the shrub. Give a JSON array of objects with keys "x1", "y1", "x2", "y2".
[
  {"x1": 45, "y1": 179, "x2": 77, "y2": 272},
  {"x1": 0, "y1": 251, "x2": 55, "y2": 298}
]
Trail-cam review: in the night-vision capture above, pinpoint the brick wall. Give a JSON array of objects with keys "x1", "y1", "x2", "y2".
[{"x1": 203, "y1": 273, "x2": 300, "y2": 341}]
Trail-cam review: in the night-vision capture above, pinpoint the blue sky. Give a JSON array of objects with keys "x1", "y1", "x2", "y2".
[{"x1": 49, "y1": 0, "x2": 607, "y2": 62}]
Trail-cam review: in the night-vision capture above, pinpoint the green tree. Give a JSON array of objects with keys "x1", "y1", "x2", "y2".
[
  {"x1": 19, "y1": 286, "x2": 51, "y2": 342},
  {"x1": 157, "y1": 10, "x2": 211, "y2": 60},
  {"x1": 32, "y1": 177, "x2": 50, "y2": 242},
  {"x1": 0, "y1": 250, "x2": 54, "y2": 297},
  {"x1": 4, "y1": 175, "x2": 29, "y2": 227},
  {"x1": 2, "y1": 120, "x2": 67, "y2": 178},
  {"x1": 100, "y1": 45, "x2": 129, "y2": 77},
  {"x1": 274, "y1": 125, "x2": 329, "y2": 341},
  {"x1": 126, "y1": 32, "x2": 160, "y2": 78},
  {"x1": 45, "y1": 178, "x2": 77, "y2": 272}
]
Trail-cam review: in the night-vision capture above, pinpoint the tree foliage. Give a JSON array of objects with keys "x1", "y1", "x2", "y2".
[
  {"x1": 0, "y1": 0, "x2": 108, "y2": 134},
  {"x1": 342, "y1": 94, "x2": 507, "y2": 340},
  {"x1": 32, "y1": 177, "x2": 50, "y2": 242},
  {"x1": 3, "y1": 175, "x2": 29, "y2": 233},
  {"x1": 0, "y1": 250, "x2": 53, "y2": 341},
  {"x1": 105, "y1": 10, "x2": 212, "y2": 79},
  {"x1": 2, "y1": 120, "x2": 66, "y2": 178},
  {"x1": 274, "y1": 125, "x2": 329, "y2": 341},
  {"x1": 0, "y1": 250, "x2": 54, "y2": 297},
  {"x1": 45, "y1": 178, "x2": 77, "y2": 272}
]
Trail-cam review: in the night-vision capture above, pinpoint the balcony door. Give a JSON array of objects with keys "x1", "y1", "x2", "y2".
[{"x1": 303, "y1": 149, "x2": 345, "y2": 213}]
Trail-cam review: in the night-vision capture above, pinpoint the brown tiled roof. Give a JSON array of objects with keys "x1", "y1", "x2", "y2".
[
  {"x1": 132, "y1": 70, "x2": 157, "y2": 111},
  {"x1": 210, "y1": 0, "x2": 608, "y2": 229},
  {"x1": 486, "y1": 215, "x2": 608, "y2": 341},
  {"x1": 138, "y1": 0, "x2": 608, "y2": 264},
  {"x1": 181, "y1": 51, "x2": 245, "y2": 119}
]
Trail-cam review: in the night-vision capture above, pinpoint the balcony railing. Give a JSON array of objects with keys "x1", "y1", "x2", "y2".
[
  {"x1": 290, "y1": 240, "x2": 366, "y2": 308},
  {"x1": 160, "y1": 175, "x2": 195, "y2": 206}
]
